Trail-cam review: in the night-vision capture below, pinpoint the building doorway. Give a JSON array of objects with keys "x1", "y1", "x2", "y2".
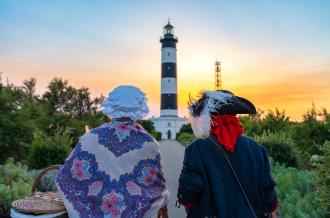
[{"x1": 167, "y1": 130, "x2": 171, "y2": 139}]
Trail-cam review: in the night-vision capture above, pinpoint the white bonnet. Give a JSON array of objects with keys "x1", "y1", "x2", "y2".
[{"x1": 101, "y1": 85, "x2": 149, "y2": 121}]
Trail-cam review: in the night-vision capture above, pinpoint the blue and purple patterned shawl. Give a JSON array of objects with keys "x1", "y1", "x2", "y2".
[{"x1": 56, "y1": 121, "x2": 169, "y2": 218}]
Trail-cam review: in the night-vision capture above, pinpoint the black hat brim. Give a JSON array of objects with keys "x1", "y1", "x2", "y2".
[
  {"x1": 189, "y1": 90, "x2": 257, "y2": 116},
  {"x1": 210, "y1": 96, "x2": 257, "y2": 115}
]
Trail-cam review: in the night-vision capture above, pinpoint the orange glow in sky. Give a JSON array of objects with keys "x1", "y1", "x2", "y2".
[{"x1": 1, "y1": 1, "x2": 330, "y2": 121}]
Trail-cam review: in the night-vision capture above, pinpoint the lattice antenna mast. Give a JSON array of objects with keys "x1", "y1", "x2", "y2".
[{"x1": 215, "y1": 59, "x2": 222, "y2": 90}]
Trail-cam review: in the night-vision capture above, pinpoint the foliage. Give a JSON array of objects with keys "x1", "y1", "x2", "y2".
[
  {"x1": 176, "y1": 123, "x2": 193, "y2": 138},
  {"x1": 151, "y1": 130, "x2": 162, "y2": 141},
  {"x1": 52, "y1": 113, "x2": 106, "y2": 147},
  {"x1": 255, "y1": 131, "x2": 298, "y2": 167},
  {"x1": 138, "y1": 120, "x2": 155, "y2": 133},
  {"x1": 1, "y1": 74, "x2": 330, "y2": 216},
  {"x1": 0, "y1": 75, "x2": 105, "y2": 163},
  {"x1": 291, "y1": 105, "x2": 330, "y2": 167},
  {"x1": 0, "y1": 158, "x2": 34, "y2": 217},
  {"x1": 310, "y1": 141, "x2": 330, "y2": 216},
  {"x1": 271, "y1": 160, "x2": 326, "y2": 217},
  {"x1": 138, "y1": 120, "x2": 162, "y2": 140},
  {"x1": 16, "y1": 101, "x2": 53, "y2": 133},
  {"x1": 239, "y1": 108, "x2": 291, "y2": 137},
  {"x1": 177, "y1": 133, "x2": 196, "y2": 147},
  {"x1": 0, "y1": 77, "x2": 34, "y2": 163},
  {"x1": 22, "y1": 77, "x2": 38, "y2": 101},
  {"x1": 42, "y1": 77, "x2": 101, "y2": 117},
  {"x1": 240, "y1": 105, "x2": 330, "y2": 169},
  {"x1": 28, "y1": 127, "x2": 73, "y2": 169}
]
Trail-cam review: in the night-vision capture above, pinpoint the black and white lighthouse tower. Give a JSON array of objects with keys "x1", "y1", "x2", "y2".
[
  {"x1": 160, "y1": 21, "x2": 178, "y2": 117},
  {"x1": 150, "y1": 21, "x2": 188, "y2": 140}
]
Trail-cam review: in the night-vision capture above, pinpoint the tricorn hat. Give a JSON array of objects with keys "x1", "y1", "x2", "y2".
[{"x1": 189, "y1": 90, "x2": 256, "y2": 117}]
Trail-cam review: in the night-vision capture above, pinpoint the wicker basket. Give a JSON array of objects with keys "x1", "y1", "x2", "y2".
[{"x1": 11, "y1": 165, "x2": 67, "y2": 215}]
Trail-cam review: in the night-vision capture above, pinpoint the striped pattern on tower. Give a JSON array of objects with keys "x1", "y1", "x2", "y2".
[{"x1": 160, "y1": 22, "x2": 178, "y2": 117}]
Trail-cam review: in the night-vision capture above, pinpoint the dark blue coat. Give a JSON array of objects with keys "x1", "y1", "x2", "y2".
[{"x1": 177, "y1": 135, "x2": 278, "y2": 218}]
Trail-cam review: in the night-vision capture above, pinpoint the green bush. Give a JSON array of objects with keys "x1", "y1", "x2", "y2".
[
  {"x1": 176, "y1": 123, "x2": 193, "y2": 138},
  {"x1": 290, "y1": 105, "x2": 330, "y2": 168},
  {"x1": 151, "y1": 130, "x2": 162, "y2": 141},
  {"x1": 177, "y1": 133, "x2": 196, "y2": 147},
  {"x1": 138, "y1": 120, "x2": 162, "y2": 141},
  {"x1": 239, "y1": 109, "x2": 291, "y2": 137},
  {"x1": 271, "y1": 160, "x2": 326, "y2": 217},
  {"x1": 0, "y1": 158, "x2": 34, "y2": 217},
  {"x1": 310, "y1": 141, "x2": 330, "y2": 216},
  {"x1": 0, "y1": 85, "x2": 34, "y2": 163},
  {"x1": 28, "y1": 127, "x2": 72, "y2": 169},
  {"x1": 255, "y1": 131, "x2": 298, "y2": 167}
]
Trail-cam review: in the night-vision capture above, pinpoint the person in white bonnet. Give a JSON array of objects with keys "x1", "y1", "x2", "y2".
[{"x1": 56, "y1": 85, "x2": 169, "y2": 218}]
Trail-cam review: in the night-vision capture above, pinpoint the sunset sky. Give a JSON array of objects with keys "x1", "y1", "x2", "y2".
[{"x1": 1, "y1": 0, "x2": 329, "y2": 120}]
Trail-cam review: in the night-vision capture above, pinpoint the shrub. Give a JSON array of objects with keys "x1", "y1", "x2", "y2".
[
  {"x1": 138, "y1": 120, "x2": 155, "y2": 133},
  {"x1": 176, "y1": 123, "x2": 193, "y2": 138},
  {"x1": 271, "y1": 160, "x2": 326, "y2": 217},
  {"x1": 151, "y1": 130, "x2": 162, "y2": 141},
  {"x1": 177, "y1": 133, "x2": 196, "y2": 147},
  {"x1": 310, "y1": 141, "x2": 330, "y2": 216},
  {"x1": 138, "y1": 120, "x2": 162, "y2": 140},
  {"x1": 290, "y1": 105, "x2": 330, "y2": 168},
  {"x1": 0, "y1": 79, "x2": 36, "y2": 163},
  {"x1": 0, "y1": 158, "x2": 34, "y2": 217},
  {"x1": 239, "y1": 109, "x2": 290, "y2": 137},
  {"x1": 28, "y1": 127, "x2": 72, "y2": 169},
  {"x1": 255, "y1": 131, "x2": 298, "y2": 167}
]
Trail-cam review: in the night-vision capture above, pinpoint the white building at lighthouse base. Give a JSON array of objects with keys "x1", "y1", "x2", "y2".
[{"x1": 150, "y1": 116, "x2": 188, "y2": 140}]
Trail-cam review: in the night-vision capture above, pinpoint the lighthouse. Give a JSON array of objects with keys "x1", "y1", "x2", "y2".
[
  {"x1": 150, "y1": 21, "x2": 188, "y2": 140},
  {"x1": 160, "y1": 21, "x2": 178, "y2": 117}
]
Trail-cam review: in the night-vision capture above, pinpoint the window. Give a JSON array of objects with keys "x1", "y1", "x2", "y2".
[
  {"x1": 167, "y1": 66, "x2": 171, "y2": 70},
  {"x1": 168, "y1": 52, "x2": 170, "y2": 56},
  {"x1": 168, "y1": 122, "x2": 171, "y2": 127},
  {"x1": 168, "y1": 79, "x2": 170, "y2": 83}
]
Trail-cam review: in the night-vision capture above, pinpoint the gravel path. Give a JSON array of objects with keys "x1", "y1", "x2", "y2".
[{"x1": 159, "y1": 140, "x2": 186, "y2": 218}]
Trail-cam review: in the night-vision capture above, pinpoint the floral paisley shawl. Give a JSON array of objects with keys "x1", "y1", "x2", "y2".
[{"x1": 56, "y1": 121, "x2": 169, "y2": 218}]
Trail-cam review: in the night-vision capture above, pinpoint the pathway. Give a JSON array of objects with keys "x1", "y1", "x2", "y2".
[{"x1": 159, "y1": 140, "x2": 186, "y2": 218}]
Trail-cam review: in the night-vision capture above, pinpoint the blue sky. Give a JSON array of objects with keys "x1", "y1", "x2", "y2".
[{"x1": 1, "y1": 0, "x2": 330, "y2": 119}]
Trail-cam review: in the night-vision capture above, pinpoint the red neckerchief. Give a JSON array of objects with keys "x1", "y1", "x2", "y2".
[{"x1": 210, "y1": 114, "x2": 244, "y2": 152}]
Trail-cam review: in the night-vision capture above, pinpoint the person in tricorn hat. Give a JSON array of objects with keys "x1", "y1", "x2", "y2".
[
  {"x1": 56, "y1": 85, "x2": 169, "y2": 218},
  {"x1": 177, "y1": 90, "x2": 279, "y2": 218}
]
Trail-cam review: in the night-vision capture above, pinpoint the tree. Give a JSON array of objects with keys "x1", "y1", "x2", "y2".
[
  {"x1": 179, "y1": 124, "x2": 193, "y2": 134},
  {"x1": 28, "y1": 126, "x2": 72, "y2": 169},
  {"x1": 42, "y1": 77, "x2": 72, "y2": 113},
  {"x1": 138, "y1": 120, "x2": 155, "y2": 133},
  {"x1": 0, "y1": 76, "x2": 33, "y2": 162},
  {"x1": 68, "y1": 87, "x2": 101, "y2": 117},
  {"x1": 176, "y1": 123, "x2": 193, "y2": 138},
  {"x1": 16, "y1": 101, "x2": 53, "y2": 133},
  {"x1": 22, "y1": 78, "x2": 37, "y2": 101},
  {"x1": 138, "y1": 120, "x2": 162, "y2": 140},
  {"x1": 291, "y1": 104, "x2": 330, "y2": 167},
  {"x1": 240, "y1": 108, "x2": 290, "y2": 136},
  {"x1": 42, "y1": 78, "x2": 102, "y2": 117},
  {"x1": 263, "y1": 109, "x2": 290, "y2": 132},
  {"x1": 239, "y1": 108, "x2": 265, "y2": 136}
]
